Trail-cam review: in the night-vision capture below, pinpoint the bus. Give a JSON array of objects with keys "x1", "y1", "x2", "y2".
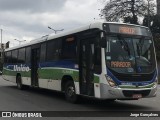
[{"x1": 2, "y1": 22, "x2": 158, "y2": 103}]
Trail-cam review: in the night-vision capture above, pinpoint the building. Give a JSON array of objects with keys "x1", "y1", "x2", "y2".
[{"x1": 157, "y1": 0, "x2": 160, "y2": 15}]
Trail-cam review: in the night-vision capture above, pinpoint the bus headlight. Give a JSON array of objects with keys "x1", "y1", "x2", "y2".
[
  {"x1": 152, "y1": 77, "x2": 158, "y2": 88},
  {"x1": 154, "y1": 77, "x2": 158, "y2": 85},
  {"x1": 156, "y1": 77, "x2": 158, "y2": 83},
  {"x1": 105, "y1": 75, "x2": 117, "y2": 87}
]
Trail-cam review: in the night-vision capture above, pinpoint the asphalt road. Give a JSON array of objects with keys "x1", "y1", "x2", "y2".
[{"x1": 0, "y1": 76, "x2": 160, "y2": 119}]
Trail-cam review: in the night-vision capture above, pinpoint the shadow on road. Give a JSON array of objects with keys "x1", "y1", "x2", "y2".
[{"x1": 4, "y1": 85, "x2": 152, "y2": 111}]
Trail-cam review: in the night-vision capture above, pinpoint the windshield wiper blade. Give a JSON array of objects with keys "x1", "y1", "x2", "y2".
[
  {"x1": 136, "y1": 37, "x2": 144, "y2": 57},
  {"x1": 118, "y1": 35, "x2": 131, "y2": 56}
]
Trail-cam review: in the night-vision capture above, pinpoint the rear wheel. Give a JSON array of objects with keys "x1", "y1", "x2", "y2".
[{"x1": 65, "y1": 81, "x2": 78, "y2": 103}]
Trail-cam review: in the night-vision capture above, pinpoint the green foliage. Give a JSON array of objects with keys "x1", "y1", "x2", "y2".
[
  {"x1": 143, "y1": 15, "x2": 160, "y2": 61},
  {"x1": 153, "y1": 33, "x2": 160, "y2": 61}
]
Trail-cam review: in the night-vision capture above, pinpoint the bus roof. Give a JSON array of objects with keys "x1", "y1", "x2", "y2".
[{"x1": 5, "y1": 21, "x2": 149, "y2": 52}]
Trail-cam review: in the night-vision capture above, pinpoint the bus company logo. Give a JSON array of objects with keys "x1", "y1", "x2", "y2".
[
  {"x1": 2, "y1": 112, "x2": 11, "y2": 117},
  {"x1": 13, "y1": 65, "x2": 30, "y2": 72}
]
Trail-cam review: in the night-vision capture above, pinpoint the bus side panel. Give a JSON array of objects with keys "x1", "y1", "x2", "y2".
[
  {"x1": 21, "y1": 77, "x2": 31, "y2": 86},
  {"x1": 38, "y1": 65, "x2": 79, "y2": 91},
  {"x1": 2, "y1": 65, "x2": 17, "y2": 83},
  {"x1": 38, "y1": 78, "x2": 48, "y2": 89},
  {"x1": 3, "y1": 75, "x2": 16, "y2": 83}
]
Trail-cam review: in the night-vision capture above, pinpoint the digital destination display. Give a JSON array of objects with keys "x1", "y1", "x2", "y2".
[
  {"x1": 119, "y1": 26, "x2": 136, "y2": 34},
  {"x1": 111, "y1": 61, "x2": 131, "y2": 68},
  {"x1": 103, "y1": 23, "x2": 151, "y2": 37}
]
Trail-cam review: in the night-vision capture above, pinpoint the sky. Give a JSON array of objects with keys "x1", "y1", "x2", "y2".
[{"x1": 0, "y1": 0, "x2": 105, "y2": 47}]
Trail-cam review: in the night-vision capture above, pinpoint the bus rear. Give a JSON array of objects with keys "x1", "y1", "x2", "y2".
[{"x1": 99, "y1": 23, "x2": 158, "y2": 100}]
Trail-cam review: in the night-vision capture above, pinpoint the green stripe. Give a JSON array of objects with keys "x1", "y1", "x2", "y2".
[
  {"x1": 3, "y1": 67, "x2": 100, "y2": 83},
  {"x1": 3, "y1": 68, "x2": 31, "y2": 77}
]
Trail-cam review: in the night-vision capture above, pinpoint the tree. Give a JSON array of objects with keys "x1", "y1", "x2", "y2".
[
  {"x1": 144, "y1": 15, "x2": 160, "y2": 60},
  {"x1": 100, "y1": 0, "x2": 155, "y2": 24},
  {"x1": 150, "y1": 15, "x2": 160, "y2": 34},
  {"x1": 143, "y1": 14, "x2": 160, "y2": 61}
]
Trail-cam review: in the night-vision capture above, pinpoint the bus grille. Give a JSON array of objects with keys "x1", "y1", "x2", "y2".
[
  {"x1": 122, "y1": 90, "x2": 151, "y2": 97},
  {"x1": 115, "y1": 74, "x2": 154, "y2": 82}
]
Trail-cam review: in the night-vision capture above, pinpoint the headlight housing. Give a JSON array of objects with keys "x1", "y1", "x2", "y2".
[
  {"x1": 155, "y1": 77, "x2": 158, "y2": 83},
  {"x1": 105, "y1": 75, "x2": 117, "y2": 87},
  {"x1": 154, "y1": 77, "x2": 158, "y2": 85}
]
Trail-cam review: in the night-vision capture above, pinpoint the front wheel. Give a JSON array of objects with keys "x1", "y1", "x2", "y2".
[{"x1": 65, "y1": 81, "x2": 78, "y2": 103}]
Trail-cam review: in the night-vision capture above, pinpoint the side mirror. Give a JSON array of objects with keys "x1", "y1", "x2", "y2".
[
  {"x1": 100, "y1": 37, "x2": 106, "y2": 48},
  {"x1": 99, "y1": 30, "x2": 107, "y2": 48}
]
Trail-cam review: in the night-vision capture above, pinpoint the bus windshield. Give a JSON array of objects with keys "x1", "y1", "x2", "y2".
[{"x1": 105, "y1": 36, "x2": 156, "y2": 74}]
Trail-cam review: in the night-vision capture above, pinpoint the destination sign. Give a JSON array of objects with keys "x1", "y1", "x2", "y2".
[
  {"x1": 111, "y1": 61, "x2": 131, "y2": 68},
  {"x1": 103, "y1": 23, "x2": 152, "y2": 37},
  {"x1": 119, "y1": 26, "x2": 136, "y2": 34}
]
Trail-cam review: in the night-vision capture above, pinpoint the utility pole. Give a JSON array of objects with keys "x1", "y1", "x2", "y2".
[
  {"x1": 0, "y1": 29, "x2": 3, "y2": 70},
  {"x1": 0, "y1": 29, "x2": 2, "y2": 47}
]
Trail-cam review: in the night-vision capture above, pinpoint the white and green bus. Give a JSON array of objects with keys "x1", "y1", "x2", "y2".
[{"x1": 2, "y1": 22, "x2": 158, "y2": 103}]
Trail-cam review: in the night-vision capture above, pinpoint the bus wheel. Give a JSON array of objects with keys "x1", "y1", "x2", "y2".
[
  {"x1": 65, "y1": 81, "x2": 78, "y2": 103},
  {"x1": 16, "y1": 76, "x2": 26, "y2": 90}
]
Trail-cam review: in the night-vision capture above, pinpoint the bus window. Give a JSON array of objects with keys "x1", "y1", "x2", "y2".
[
  {"x1": 18, "y1": 48, "x2": 26, "y2": 63},
  {"x1": 6, "y1": 51, "x2": 12, "y2": 63},
  {"x1": 4, "y1": 52, "x2": 7, "y2": 63},
  {"x1": 61, "y1": 38, "x2": 77, "y2": 60},
  {"x1": 26, "y1": 47, "x2": 31, "y2": 63},
  {"x1": 12, "y1": 50, "x2": 18, "y2": 63},
  {"x1": 46, "y1": 39, "x2": 61, "y2": 61},
  {"x1": 40, "y1": 43, "x2": 46, "y2": 62},
  {"x1": 94, "y1": 46, "x2": 101, "y2": 74}
]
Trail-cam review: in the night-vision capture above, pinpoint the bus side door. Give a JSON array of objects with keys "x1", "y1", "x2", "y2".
[
  {"x1": 31, "y1": 45, "x2": 40, "y2": 87},
  {"x1": 79, "y1": 39, "x2": 95, "y2": 96}
]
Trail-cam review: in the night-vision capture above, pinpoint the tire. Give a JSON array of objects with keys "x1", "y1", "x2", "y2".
[
  {"x1": 16, "y1": 76, "x2": 28, "y2": 90},
  {"x1": 64, "y1": 81, "x2": 78, "y2": 103}
]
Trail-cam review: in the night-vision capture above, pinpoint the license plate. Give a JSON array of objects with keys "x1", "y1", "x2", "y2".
[{"x1": 132, "y1": 94, "x2": 142, "y2": 98}]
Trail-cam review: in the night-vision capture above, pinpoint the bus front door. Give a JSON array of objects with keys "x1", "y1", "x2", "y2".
[
  {"x1": 31, "y1": 48, "x2": 40, "y2": 87},
  {"x1": 79, "y1": 40, "x2": 94, "y2": 96}
]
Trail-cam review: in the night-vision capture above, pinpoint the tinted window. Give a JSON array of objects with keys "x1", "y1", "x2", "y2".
[
  {"x1": 26, "y1": 47, "x2": 31, "y2": 63},
  {"x1": 18, "y1": 48, "x2": 25, "y2": 63},
  {"x1": 46, "y1": 40, "x2": 61, "y2": 61},
  {"x1": 12, "y1": 50, "x2": 18, "y2": 63},
  {"x1": 61, "y1": 38, "x2": 77, "y2": 60},
  {"x1": 4, "y1": 52, "x2": 7, "y2": 63},
  {"x1": 94, "y1": 46, "x2": 101, "y2": 74},
  {"x1": 5, "y1": 51, "x2": 11, "y2": 63},
  {"x1": 40, "y1": 43, "x2": 46, "y2": 62}
]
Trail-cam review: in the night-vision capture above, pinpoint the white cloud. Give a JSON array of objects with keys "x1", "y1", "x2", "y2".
[{"x1": 0, "y1": 0, "x2": 105, "y2": 47}]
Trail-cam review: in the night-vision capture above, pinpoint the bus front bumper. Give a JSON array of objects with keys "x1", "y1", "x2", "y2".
[{"x1": 99, "y1": 83, "x2": 157, "y2": 99}]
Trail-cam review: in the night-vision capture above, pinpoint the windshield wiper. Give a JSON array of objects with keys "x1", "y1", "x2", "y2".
[
  {"x1": 136, "y1": 37, "x2": 144, "y2": 57},
  {"x1": 118, "y1": 35, "x2": 131, "y2": 57}
]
